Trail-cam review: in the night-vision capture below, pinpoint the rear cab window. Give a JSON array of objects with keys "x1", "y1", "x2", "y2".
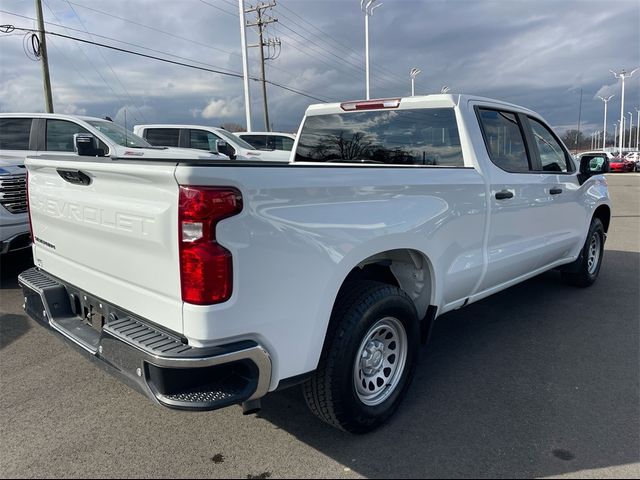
[
  {"x1": 295, "y1": 108, "x2": 464, "y2": 166},
  {"x1": 240, "y1": 135, "x2": 268, "y2": 150},
  {"x1": 145, "y1": 128, "x2": 180, "y2": 147},
  {"x1": 476, "y1": 108, "x2": 531, "y2": 173}
]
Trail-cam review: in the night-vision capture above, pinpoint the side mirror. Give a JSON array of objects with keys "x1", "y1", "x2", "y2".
[
  {"x1": 216, "y1": 140, "x2": 236, "y2": 160},
  {"x1": 578, "y1": 156, "x2": 609, "y2": 184},
  {"x1": 74, "y1": 133, "x2": 98, "y2": 156}
]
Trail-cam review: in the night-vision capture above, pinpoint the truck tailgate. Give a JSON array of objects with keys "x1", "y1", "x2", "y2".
[{"x1": 26, "y1": 157, "x2": 183, "y2": 334}]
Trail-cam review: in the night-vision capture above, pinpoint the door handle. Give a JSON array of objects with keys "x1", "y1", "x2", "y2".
[
  {"x1": 495, "y1": 190, "x2": 514, "y2": 200},
  {"x1": 550, "y1": 188, "x2": 563, "y2": 195}
]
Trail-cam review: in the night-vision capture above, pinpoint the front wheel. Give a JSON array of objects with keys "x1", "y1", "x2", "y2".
[
  {"x1": 303, "y1": 281, "x2": 419, "y2": 433},
  {"x1": 562, "y1": 218, "x2": 605, "y2": 287}
]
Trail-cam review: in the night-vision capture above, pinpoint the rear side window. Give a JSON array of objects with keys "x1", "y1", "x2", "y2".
[
  {"x1": 145, "y1": 128, "x2": 179, "y2": 147},
  {"x1": 0, "y1": 118, "x2": 32, "y2": 150},
  {"x1": 241, "y1": 135, "x2": 268, "y2": 150},
  {"x1": 295, "y1": 108, "x2": 464, "y2": 166},
  {"x1": 477, "y1": 109, "x2": 530, "y2": 173},
  {"x1": 45, "y1": 120, "x2": 90, "y2": 152},
  {"x1": 528, "y1": 117, "x2": 570, "y2": 172}
]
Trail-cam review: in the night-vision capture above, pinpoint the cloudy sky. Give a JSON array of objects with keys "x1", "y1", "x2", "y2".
[{"x1": 0, "y1": 0, "x2": 639, "y2": 135}]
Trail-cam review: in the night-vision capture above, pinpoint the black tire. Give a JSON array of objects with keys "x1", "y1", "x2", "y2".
[
  {"x1": 303, "y1": 281, "x2": 419, "y2": 433},
  {"x1": 561, "y1": 218, "x2": 605, "y2": 287}
]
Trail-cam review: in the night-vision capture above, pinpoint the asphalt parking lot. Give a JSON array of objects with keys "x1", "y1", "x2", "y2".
[{"x1": 1, "y1": 174, "x2": 638, "y2": 479}]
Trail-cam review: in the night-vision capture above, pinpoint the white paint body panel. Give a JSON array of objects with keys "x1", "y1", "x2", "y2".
[{"x1": 25, "y1": 95, "x2": 611, "y2": 392}]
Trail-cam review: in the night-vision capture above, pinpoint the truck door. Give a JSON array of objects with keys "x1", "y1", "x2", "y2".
[{"x1": 474, "y1": 107, "x2": 558, "y2": 293}]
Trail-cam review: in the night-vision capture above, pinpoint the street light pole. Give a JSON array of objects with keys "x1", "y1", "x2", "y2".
[
  {"x1": 238, "y1": 0, "x2": 252, "y2": 132},
  {"x1": 410, "y1": 68, "x2": 421, "y2": 96},
  {"x1": 628, "y1": 112, "x2": 634, "y2": 150},
  {"x1": 361, "y1": 0, "x2": 382, "y2": 100},
  {"x1": 611, "y1": 68, "x2": 639, "y2": 155},
  {"x1": 636, "y1": 107, "x2": 640, "y2": 150},
  {"x1": 614, "y1": 123, "x2": 618, "y2": 147},
  {"x1": 598, "y1": 95, "x2": 614, "y2": 150}
]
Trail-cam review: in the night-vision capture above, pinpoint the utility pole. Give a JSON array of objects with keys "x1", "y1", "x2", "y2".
[
  {"x1": 35, "y1": 0, "x2": 53, "y2": 112},
  {"x1": 246, "y1": 1, "x2": 280, "y2": 132},
  {"x1": 238, "y1": 0, "x2": 252, "y2": 132}
]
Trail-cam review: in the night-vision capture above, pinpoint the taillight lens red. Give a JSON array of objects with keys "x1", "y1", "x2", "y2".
[{"x1": 178, "y1": 186, "x2": 242, "y2": 305}]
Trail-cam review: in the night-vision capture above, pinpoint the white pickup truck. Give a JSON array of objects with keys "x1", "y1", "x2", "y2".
[{"x1": 19, "y1": 95, "x2": 611, "y2": 433}]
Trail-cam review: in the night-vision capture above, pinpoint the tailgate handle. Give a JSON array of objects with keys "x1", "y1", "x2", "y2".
[{"x1": 57, "y1": 169, "x2": 92, "y2": 186}]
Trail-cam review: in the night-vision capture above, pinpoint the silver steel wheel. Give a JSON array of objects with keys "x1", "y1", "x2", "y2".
[
  {"x1": 353, "y1": 317, "x2": 408, "y2": 407},
  {"x1": 587, "y1": 232, "x2": 601, "y2": 275}
]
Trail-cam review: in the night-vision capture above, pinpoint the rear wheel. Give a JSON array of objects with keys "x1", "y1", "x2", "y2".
[
  {"x1": 303, "y1": 281, "x2": 419, "y2": 433},
  {"x1": 562, "y1": 218, "x2": 605, "y2": 287}
]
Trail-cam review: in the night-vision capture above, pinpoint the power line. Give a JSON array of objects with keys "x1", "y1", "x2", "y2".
[
  {"x1": 41, "y1": 0, "x2": 146, "y2": 123},
  {"x1": 3, "y1": 24, "x2": 333, "y2": 103},
  {"x1": 65, "y1": 1, "x2": 239, "y2": 59},
  {"x1": 274, "y1": 17, "x2": 400, "y2": 89},
  {"x1": 62, "y1": 0, "x2": 148, "y2": 123},
  {"x1": 277, "y1": 0, "x2": 406, "y2": 86},
  {"x1": 197, "y1": 0, "x2": 237, "y2": 17},
  {"x1": 0, "y1": 9, "x2": 240, "y2": 75}
]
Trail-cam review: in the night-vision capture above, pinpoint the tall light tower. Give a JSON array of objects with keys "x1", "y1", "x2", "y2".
[
  {"x1": 610, "y1": 68, "x2": 639, "y2": 155},
  {"x1": 614, "y1": 122, "x2": 618, "y2": 146},
  {"x1": 598, "y1": 95, "x2": 614, "y2": 150},
  {"x1": 628, "y1": 112, "x2": 634, "y2": 150},
  {"x1": 636, "y1": 107, "x2": 640, "y2": 150},
  {"x1": 238, "y1": 0, "x2": 252, "y2": 132},
  {"x1": 410, "y1": 68, "x2": 421, "y2": 96},
  {"x1": 361, "y1": 0, "x2": 382, "y2": 100}
]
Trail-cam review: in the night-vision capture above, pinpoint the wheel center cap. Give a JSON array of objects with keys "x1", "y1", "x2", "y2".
[{"x1": 362, "y1": 340, "x2": 385, "y2": 375}]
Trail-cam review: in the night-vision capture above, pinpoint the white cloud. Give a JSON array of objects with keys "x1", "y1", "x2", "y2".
[{"x1": 201, "y1": 97, "x2": 243, "y2": 119}]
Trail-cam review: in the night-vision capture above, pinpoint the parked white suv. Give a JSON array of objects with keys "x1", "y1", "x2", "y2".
[
  {"x1": 133, "y1": 124, "x2": 291, "y2": 162},
  {"x1": 0, "y1": 113, "x2": 225, "y2": 163},
  {"x1": 236, "y1": 132, "x2": 296, "y2": 152}
]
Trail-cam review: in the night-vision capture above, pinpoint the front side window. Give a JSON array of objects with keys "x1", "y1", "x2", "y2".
[
  {"x1": 145, "y1": 128, "x2": 179, "y2": 147},
  {"x1": 528, "y1": 117, "x2": 570, "y2": 172},
  {"x1": 274, "y1": 136, "x2": 294, "y2": 151},
  {"x1": 189, "y1": 129, "x2": 219, "y2": 151},
  {"x1": 0, "y1": 118, "x2": 32, "y2": 150},
  {"x1": 46, "y1": 120, "x2": 91, "y2": 152},
  {"x1": 295, "y1": 108, "x2": 464, "y2": 166},
  {"x1": 478, "y1": 109, "x2": 530, "y2": 173},
  {"x1": 87, "y1": 120, "x2": 150, "y2": 148}
]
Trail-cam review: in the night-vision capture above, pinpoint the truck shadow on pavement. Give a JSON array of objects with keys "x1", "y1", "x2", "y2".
[
  {"x1": 0, "y1": 250, "x2": 34, "y2": 349},
  {"x1": 0, "y1": 249, "x2": 33, "y2": 289},
  {"x1": 259, "y1": 249, "x2": 640, "y2": 478}
]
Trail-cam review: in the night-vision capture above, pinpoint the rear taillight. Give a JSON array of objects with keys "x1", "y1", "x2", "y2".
[{"x1": 178, "y1": 186, "x2": 243, "y2": 305}]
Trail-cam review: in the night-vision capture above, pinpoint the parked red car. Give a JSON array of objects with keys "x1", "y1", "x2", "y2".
[{"x1": 609, "y1": 157, "x2": 631, "y2": 172}]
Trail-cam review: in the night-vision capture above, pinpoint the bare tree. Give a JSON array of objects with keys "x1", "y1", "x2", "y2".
[{"x1": 220, "y1": 122, "x2": 245, "y2": 132}]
